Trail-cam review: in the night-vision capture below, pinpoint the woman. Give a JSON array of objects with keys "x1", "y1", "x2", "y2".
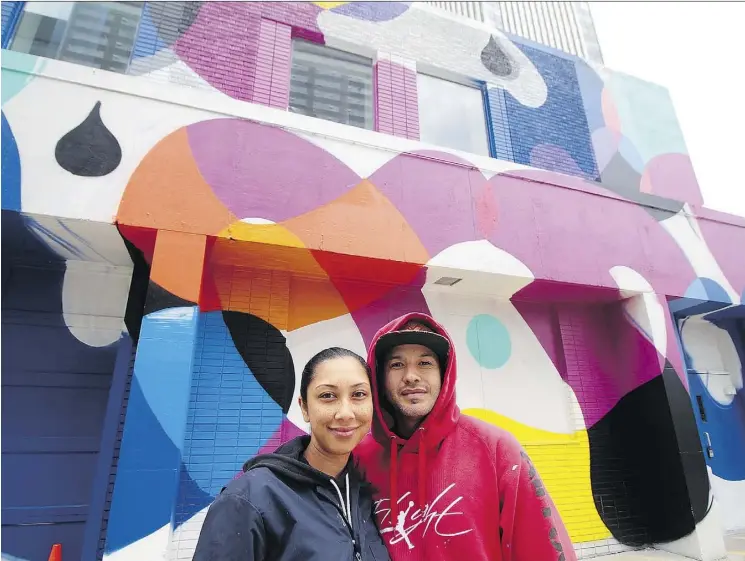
[{"x1": 193, "y1": 347, "x2": 391, "y2": 561}]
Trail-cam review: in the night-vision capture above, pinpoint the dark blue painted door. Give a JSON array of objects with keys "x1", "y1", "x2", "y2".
[{"x1": 1, "y1": 215, "x2": 120, "y2": 561}]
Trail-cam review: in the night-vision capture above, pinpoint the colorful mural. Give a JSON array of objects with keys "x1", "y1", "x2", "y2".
[{"x1": 2, "y1": 2, "x2": 744, "y2": 561}]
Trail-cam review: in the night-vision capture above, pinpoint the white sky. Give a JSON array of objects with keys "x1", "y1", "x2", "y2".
[{"x1": 590, "y1": 1, "x2": 745, "y2": 218}]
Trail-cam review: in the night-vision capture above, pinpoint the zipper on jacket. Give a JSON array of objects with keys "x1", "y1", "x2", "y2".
[{"x1": 319, "y1": 487, "x2": 362, "y2": 560}]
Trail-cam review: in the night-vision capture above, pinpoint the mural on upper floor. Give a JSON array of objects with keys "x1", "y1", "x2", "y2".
[{"x1": 120, "y1": 1, "x2": 703, "y2": 209}]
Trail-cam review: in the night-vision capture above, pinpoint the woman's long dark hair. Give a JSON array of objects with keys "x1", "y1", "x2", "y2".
[{"x1": 299, "y1": 347, "x2": 371, "y2": 402}]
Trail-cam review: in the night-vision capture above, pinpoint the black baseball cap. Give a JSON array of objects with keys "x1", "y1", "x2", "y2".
[{"x1": 374, "y1": 322, "x2": 450, "y2": 371}]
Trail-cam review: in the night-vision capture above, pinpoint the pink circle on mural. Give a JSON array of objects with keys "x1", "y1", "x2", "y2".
[
  {"x1": 640, "y1": 153, "x2": 703, "y2": 205},
  {"x1": 601, "y1": 88, "x2": 621, "y2": 133}
]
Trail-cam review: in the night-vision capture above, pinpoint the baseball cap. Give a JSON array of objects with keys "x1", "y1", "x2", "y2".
[{"x1": 374, "y1": 319, "x2": 450, "y2": 370}]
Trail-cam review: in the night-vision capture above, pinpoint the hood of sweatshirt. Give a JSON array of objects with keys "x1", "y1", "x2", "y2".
[
  {"x1": 368, "y1": 312, "x2": 460, "y2": 450},
  {"x1": 242, "y1": 435, "x2": 355, "y2": 487},
  {"x1": 366, "y1": 312, "x2": 460, "y2": 524}
]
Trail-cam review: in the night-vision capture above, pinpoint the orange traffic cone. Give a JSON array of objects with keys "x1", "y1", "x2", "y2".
[{"x1": 48, "y1": 544, "x2": 62, "y2": 561}]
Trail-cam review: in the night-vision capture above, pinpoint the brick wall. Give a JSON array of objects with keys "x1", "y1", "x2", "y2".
[{"x1": 505, "y1": 41, "x2": 598, "y2": 179}]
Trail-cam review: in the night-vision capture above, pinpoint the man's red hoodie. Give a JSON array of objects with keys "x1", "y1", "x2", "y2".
[{"x1": 355, "y1": 312, "x2": 576, "y2": 561}]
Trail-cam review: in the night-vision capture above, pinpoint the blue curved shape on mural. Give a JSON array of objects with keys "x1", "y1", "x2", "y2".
[
  {"x1": 669, "y1": 277, "x2": 732, "y2": 316},
  {"x1": 105, "y1": 307, "x2": 200, "y2": 553},
  {"x1": 174, "y1": 462, "x2": 215, "y2": 527},
  {"x1": 503, "y1": 40, "x2": 598, "y2": 180},
  {"x1": 104, "y1": 374, "x2": 211, "y2": 553},
  {"x1": 687, "y1": 371, "x2": 745, "y2": 481},
  {"x1": 1, "y1": 111, "x2": 21, "y2": 211}
]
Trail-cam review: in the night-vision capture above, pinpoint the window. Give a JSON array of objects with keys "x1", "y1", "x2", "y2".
[
  {"x1": 417, "y1": 74, "x2": 490, "y2": 157},
  {"x1": 290, "y1": 39, "x2": 374, "y2": 130},
  {"x1": 9, "y1": 1, "x2": 143, "y2": 74}
]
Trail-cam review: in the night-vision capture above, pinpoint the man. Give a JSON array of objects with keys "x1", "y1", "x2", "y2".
[{"x1": 355, "y1": 312, "x2": 576, "y2": 561}]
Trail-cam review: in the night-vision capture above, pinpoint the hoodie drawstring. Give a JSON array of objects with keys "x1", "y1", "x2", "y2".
[
  {"x1": 417, "y1": 427, "x2": 427, "y2": 510},
  {"x1": 329, "y1": 473, "x2": 353, "y2": 530},
  {"x1": 389, "y1": 437, "x2": 399, "y2": 528},
  {"x1": 390, "y1": 428, "x2": 428, "y2": 535}
]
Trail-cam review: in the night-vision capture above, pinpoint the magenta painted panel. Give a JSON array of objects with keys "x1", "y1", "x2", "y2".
[
  {"x1": 252, "y1": 19, "x2": 292, "y2": 109},
  {"x1": 558, "y1": 303, "x2": 667, "y2": 428},
  {"x1": 487, "y1": 169, "x2": 698, "y2": 298},
  {"x1": 374, "y1": 58, "x2": 418, "y2": 139},
  {"x1": 253, "y1": 19, "x2": 276, "y2": 106},
  {"x1": 369, "y1": 150, "x2": 484, "y2": 257},
  {"x1": 173, "y1": 2, "x2": 262, "y2": 102},
  {"x1": 270, "y1": 23, "x2": 292, "y2": 109}
]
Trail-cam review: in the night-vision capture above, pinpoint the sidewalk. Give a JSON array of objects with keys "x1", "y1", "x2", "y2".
[{"x1": 595, "y1": 533, "x2": 745, "y2": 561}]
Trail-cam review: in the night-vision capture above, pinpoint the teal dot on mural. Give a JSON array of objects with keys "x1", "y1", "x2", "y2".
[{"x1": 466, "y1": 314, "x2": 511, "y2": 369}]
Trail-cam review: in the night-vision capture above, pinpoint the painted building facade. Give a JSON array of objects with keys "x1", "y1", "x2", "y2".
[{"x1": 1, "y1": 2, "x2": 744, "y2": 561}]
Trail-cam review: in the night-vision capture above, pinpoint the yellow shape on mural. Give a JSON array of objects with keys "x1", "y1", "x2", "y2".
[
  {"x1": 463, "y1": 408, "x2": 611, "y2": 544},
  {"x1": 313, "y1": 2, "x2": 349, "y2": 9},
  {"x1": 218, "y1": 221, "x2": 307, "y2": 248}
]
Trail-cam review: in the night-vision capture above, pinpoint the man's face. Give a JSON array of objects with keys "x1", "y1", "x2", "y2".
[{"x1": 384, "y1": 344, "x2": 442, "y2": 424}]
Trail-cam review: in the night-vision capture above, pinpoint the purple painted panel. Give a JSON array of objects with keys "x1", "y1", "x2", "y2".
[
  {"x1": 368, "y1": 150, "x2": 484, "y2": 257},
  {"x1": 186, "y1": 119, "x2": 360, "y2": 222}
]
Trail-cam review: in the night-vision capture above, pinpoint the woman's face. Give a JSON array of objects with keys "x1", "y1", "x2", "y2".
[{"x1": 301, "y1": 356, "x2": 373, "y2": 457}]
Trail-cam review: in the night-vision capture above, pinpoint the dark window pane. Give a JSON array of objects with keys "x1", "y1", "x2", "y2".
[
  {"x1": 417, "y1": 73, "x2": 490, "y2": 157},
  {"x1": 290, "y1": 39, "x2": 374, "y2": 131},
  {"x1": 9, "y1": 1, "x2": 143, "y2": 74}
]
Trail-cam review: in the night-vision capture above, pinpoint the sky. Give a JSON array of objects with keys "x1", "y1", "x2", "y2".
[{"x1": 590, "y1": 1, "x2": 745, "y2": 218}]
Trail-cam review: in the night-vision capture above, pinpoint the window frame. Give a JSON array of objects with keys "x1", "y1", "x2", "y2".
[
  {"x1": 289, "y1": 37, "x2": 375, "y2": 131},
  {"x1": 4, "y1": 1, "x2": 145, "y2": 74},
  {"x1": 415, "y1": 69, "x2": 493, "y2": 158}
]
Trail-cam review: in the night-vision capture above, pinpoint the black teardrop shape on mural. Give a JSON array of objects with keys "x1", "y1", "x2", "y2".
[
  {"x1": 481, "y1": 36, "x2": 513, "y2": 77},
  {"x1": 55, "y1": 101, "x2": 122, "y2": 177},
  {"x1": 223, "y1": 311, "x2": 296, "y2": 414}
]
